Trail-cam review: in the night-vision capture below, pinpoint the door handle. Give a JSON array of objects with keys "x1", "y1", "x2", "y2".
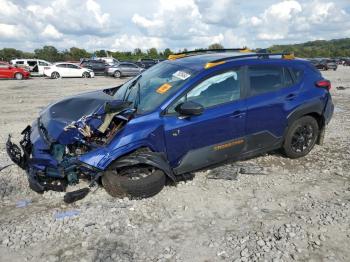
[
  {"x1": 231, "y1": 110, "x2": 245, "y2": 118},
  {"x1": 285, "y1": 93, "x2": 297, "y2": 101}
]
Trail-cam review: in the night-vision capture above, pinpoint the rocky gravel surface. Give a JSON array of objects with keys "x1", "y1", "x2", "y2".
[{"x1": 0, "y1": 68, "x2": 349, "y2": 262}]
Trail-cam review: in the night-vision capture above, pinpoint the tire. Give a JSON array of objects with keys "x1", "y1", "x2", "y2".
[
  {"x1": 283, "y1": 116, "x2": 319, "y2": 159},
  {"x1": 14, "y1": 73, "x2": 23, "y2": 80},
  {"x1": 51, "y1": 72, "x2": 60, "y2": 79},
  {"x1": 113, "y1": 70, "x2": 121, "y2": 78},
  {"x1": 102, "y1": 166, "x2": 166, "y2": 199},
  {"x1": 82, "y1": 72, "x2": 90, "y2": 78}
]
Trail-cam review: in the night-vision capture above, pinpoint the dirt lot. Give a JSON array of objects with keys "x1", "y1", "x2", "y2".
[{"x1": 0, "y1": 69, "x2": 349, "y2": 262}]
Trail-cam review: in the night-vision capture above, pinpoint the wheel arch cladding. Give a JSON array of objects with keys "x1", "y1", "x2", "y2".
[
  {"x1": 108, "y1": 149, "x2": 176, "y2": 182},
  {"x1": 287, "y1": 102, "x2": 324, "y2": 128},
  {"x1": 286, "y1": 103, "x2": 325, "y2": 145}
]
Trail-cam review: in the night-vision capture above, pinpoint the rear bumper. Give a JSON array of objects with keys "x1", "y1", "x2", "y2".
[{"x1": 324, "y1": 94, "x2": 334, "y2": 125}]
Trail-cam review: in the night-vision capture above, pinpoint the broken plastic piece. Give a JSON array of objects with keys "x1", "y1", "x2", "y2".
[
  {"x1": 16, "y1": 199, "x2": 31, "y2": 208},
  {"x1": 64, "y1": 188, "x2": 90, "y2": 204},
  {"x1": 54, "y1": 209, "x2": 80, "y2": 220}
]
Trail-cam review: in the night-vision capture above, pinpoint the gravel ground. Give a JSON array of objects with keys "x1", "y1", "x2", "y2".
[{"x1": 0, "y1": 69, "x2": 349, "y2": 262}]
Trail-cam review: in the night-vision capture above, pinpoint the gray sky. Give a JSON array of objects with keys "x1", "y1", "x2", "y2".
[{"x1": 1, "y1": 0, "x2": 349, "y2": 51}]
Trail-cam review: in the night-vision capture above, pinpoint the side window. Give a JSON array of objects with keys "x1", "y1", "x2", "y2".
[
  {"x1": 67, "y1": 64, "x2": 79, "y2": 69},
  {"x1": 248, "y1": 65, "x2": 283, "y2": 96},
  {"x1": 16, "y1": 61, "x2": 24, "y2": 65},
  {"x1": 284, "y1": 67, "x2": 294, "y2": 87},
  {"x1": 168, "y1": 70, "x2": 241, "y2": 113},
  {"x1": 27, "y1": 61, "x2": 37, "y2": 67},
  {"x1": 39, "y1": 61, "x2": 49, "y2": 66},
  {"x1": 56, "y1": 64, "x2": 66, "y2": 68}
]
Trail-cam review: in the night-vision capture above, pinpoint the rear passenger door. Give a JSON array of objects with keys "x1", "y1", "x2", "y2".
[{"x1": 245, "y1": 64, "x2": 300, "y2": 152}]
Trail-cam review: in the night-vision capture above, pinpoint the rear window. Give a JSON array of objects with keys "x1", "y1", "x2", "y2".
[{"x1": 248, "y1": 65, "x2": 283, "y2": 96}]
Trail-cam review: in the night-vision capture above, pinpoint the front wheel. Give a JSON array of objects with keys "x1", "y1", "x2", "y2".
[
  {"x1": 14, "y1": 73, "x2": 23, "y2": 80},
  {"x1": 283, "y1": 116, "x2": 319, "y2": 159},
  {"x1": 113, "y1": 70, "x2": 121, "y2": 78},
  {"x1": 102, "y1": 166, "x2": 166, "y2": 199}
]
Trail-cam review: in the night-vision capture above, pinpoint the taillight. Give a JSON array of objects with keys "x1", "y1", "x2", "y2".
[{"x1": 315, "y1": 80, "x2": 331, "y2": 90}]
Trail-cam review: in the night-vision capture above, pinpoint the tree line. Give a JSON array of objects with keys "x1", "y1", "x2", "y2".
[
  {"x1": 0, "y1": 43, "x2": 223, "y2": 63},
  {"x1": 1, "y1": 38, "x2": 349, "y2": 62}
]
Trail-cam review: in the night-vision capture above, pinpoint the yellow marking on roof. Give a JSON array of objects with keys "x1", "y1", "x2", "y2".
[
  {"x1": 204, "y1": 61, "x2": 226, "y2": 69},
  {"x1": 168, "y1": 54, "x2": 186, "y2": 60},
  {"x1": 282, "y1": 53, "x2": 295, "y2": 60},
  {"x1": 239, "y1": 48, "x2": 251, "y2": 53}
]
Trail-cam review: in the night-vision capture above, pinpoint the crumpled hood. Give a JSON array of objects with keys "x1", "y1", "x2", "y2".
[{"x1": 39, "y1": 89, "x2": 129, "y2": 144}]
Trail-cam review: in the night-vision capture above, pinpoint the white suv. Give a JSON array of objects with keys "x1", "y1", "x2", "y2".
[{"x1": 10, "y1": 59, "x2": 52, "y2": 76}]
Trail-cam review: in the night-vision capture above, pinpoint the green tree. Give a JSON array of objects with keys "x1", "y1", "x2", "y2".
[
  {"x1": 208, "y1": 43, "x2": 224, "y2": 49},
  {"x1": 68, "y1": 47, "x2": 91, "y2": 61},
  {"x1": 0, "y1": 48, "x2": 25, "y2": 61},
  {"x1": 34, "y1": 46, "x2": 62, "y2": 62},
  {"x1": 147, "y1": 48, "x2": 158, "y2": 58}
]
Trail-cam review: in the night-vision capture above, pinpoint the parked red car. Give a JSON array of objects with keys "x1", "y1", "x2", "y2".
[{"x1": 0, "y1": 62, "x2": 30, "y2": 79}]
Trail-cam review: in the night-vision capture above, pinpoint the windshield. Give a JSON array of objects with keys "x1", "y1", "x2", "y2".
[{"x1": 113, "y1": 62, "x2": 197, "y2": 113}]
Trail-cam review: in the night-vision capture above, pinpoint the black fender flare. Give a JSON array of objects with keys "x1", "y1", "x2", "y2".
[
  {"x1": 286, "y1": 102, "x2": 324, "y2": 128},
  {"x1": 109, "y1": 150, "x2": 176, "y2": 182}
]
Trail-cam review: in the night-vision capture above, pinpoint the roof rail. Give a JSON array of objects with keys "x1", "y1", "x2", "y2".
[
  {"x1": 203, "y1": 52, "x2": 295, "y2": 69},
  {"x1": 209, "y1": 52, "x2": 294, "y2": 63},
  {"x1": 168, "y1": 48, "x2": 251, "y2": 60}
]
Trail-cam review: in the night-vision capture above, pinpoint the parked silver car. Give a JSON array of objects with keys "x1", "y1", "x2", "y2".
[{"x1": 106, "y1": 62, "x2": 144, "y2": 78}]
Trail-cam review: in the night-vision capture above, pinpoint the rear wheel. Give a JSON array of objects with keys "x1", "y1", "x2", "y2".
[
  {"x1": 283, "y1": 116, "x2": 319, "y2": 159},
  {"x1": 82, "y1": 72, "x2": 91, "y2": 78},
  {"x1": 14, "y1": 73, "x2": 23, "y2": 80},
  {"x1": 102, "y1": 166, "x2": 166, "y2": 199},
  {"x1": 113, "y1": 70, "x2": 121, "y2": 78},
  {"x1": 51, "y1": 72, "x2": 60, "y2": 79}
]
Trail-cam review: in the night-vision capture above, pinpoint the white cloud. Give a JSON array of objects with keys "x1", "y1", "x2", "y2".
[
  {"x1": 41, "y1": 24, "x2": 63, "y2": 40},
  {"x1": 112, "y1": 34, "x2": 163, "y2": 51},
  {"x1": 132, "y1": 0, "x2": 209, "y2": 40},
  {"x1": 244, "y1": 0, "x2": 350, "y2": 43},
  {"x1": 0, "y1": 23, "x2": 26, "y2": 40}
]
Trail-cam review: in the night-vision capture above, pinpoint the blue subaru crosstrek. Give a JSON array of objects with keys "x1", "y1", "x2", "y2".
[{"x1": 6, "y1": 49, "x2": 334, "y2": 202}]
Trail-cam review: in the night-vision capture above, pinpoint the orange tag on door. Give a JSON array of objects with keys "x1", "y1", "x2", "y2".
[{"x1": 156, "y1": 83, "x2": 172, "y2": 94}]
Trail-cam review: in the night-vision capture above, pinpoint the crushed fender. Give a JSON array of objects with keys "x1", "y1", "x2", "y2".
[{"x1": 111, "y1": 151, "x2": 176, "y2": 182}]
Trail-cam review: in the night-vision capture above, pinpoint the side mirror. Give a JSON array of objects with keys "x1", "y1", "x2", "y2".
[{"x1": 175, "y1": 101, "x2": 204, "y2": 116}]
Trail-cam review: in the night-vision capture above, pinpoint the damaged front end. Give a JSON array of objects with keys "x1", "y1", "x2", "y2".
[{"x1": 6, "y1": 90, "x2": 135, "y2": 195}]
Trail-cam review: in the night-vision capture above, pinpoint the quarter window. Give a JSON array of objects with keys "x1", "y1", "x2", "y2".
[
  {"x1": 248, "y1": 65, "x2": 283, "y2": 96},
  {"x1": 168, "y1": 70, "x2": 241, "y2": 113}
]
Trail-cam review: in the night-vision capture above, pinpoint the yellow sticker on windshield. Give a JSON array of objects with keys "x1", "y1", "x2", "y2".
[{"x1": 156, "y1": 83, "x2": 172, "y2": 94}]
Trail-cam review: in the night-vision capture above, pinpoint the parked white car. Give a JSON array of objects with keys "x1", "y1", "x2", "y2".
[
  {"x1": 10, "y1": 59, "x2": 52, "y2": 76},
  {"x1": 44, "y1": 63, "x2": 94, "y2": 79}
]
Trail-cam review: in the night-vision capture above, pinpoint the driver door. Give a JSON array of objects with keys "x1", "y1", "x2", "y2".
[{"x1": 163, "y1": 68, "x2": 247, "y2": 174}]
